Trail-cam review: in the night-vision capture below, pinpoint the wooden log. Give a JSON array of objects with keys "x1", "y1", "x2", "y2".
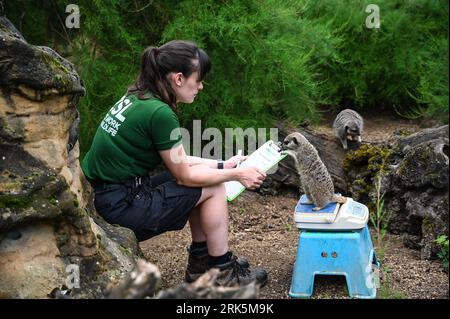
[
  {"x1": 105, "y1": 259, "x2": 259, "y2": 299},
  {"x1": 396, "y1": 125, "x2": 449, "y2": 152},
  {"x1": 155, "y1": 268, "x2": 258, "y2": 299},
  {"x1": 107, "y1": 259, "x2": 161, "y2": 299}
]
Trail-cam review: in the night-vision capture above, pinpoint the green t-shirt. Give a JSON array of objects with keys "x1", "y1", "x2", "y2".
[{"x1": 81, "y1": 93, "x2": 182, "y2": 183}]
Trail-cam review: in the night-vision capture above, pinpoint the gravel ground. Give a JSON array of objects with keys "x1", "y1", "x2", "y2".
[{"x1": 140, "y1": 190, "x2": 448, "y2": 299}]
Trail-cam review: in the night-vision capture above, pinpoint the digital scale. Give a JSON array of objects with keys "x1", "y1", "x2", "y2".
[{"x1": 293, "y1": 194, "x2": 369, "y2": 230}]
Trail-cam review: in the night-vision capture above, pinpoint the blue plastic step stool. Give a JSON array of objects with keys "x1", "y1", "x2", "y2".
[{"x1": 289, "y1": 195, "x2": 379, "y2": 299}]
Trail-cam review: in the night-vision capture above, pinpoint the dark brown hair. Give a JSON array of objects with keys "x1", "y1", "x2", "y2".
[{"x1": 127, "y1": 40, "x2": 211, "y2": 111}]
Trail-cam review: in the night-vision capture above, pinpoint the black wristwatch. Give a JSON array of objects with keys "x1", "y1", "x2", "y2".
[{"x1": 217, "y1": 160, "x2": 224, "y2": 169}]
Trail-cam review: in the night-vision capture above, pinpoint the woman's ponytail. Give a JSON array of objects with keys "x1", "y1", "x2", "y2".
[{"x1": 128, "y1": 40, "x2": 211, "y2": 111}]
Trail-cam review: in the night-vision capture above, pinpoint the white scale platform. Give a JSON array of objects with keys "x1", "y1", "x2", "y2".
[{"x1": 294, "y1": 195, "x2": 369, "y2": 230}]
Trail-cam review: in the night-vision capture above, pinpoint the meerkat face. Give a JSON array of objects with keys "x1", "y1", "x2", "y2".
[
  {"x1": 281, "y1": 132, "x2": 299, "y2": 151},
  {"x1": 345, "y1": 122, "x2": 360, "y2": 140},
  {"x1": 281, "y1": 132, "x2": 309, "y2": 152}
]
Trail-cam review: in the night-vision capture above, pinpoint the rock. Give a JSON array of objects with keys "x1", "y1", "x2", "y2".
[
  {"x1": 344, "y1": 125, "x2": 449, "y2": 260},
  {"x1": 103, "y1": 259, "x2": 259, "y2": 299},
  {"x1": 385, "y1": 127, "x2": 449, "y2": 259},
  {"x1": 0, "y1": 14, "x2": 141, "y2": 298},
  {"x1": 0, "y1": 222, "x2": 66, "y2": 298},
  {"x1": 402, "y1": 234, "x2": 422, "y2": 251},
  {"x1": 394, "y1": 137, "x2": 449, "y2": 189}
]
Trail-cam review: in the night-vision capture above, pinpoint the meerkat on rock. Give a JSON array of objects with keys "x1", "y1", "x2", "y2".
[{"x1": 281, "y1": 132, "x2": 347, "y2": 211}]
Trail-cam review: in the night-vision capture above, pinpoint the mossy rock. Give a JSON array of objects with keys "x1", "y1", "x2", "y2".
[
  {"x1": 0, "y1": 16, "x2": 84, "y2": 96},
  {"x1": 344, "y1": 144, "x2": 392, "y2": 173},
  {"x1": 0, "y1": 144, "x2": 68, "y2": 231},
  {"x1": 395, "y1": 139, "x2": 448, "y2": 188}
]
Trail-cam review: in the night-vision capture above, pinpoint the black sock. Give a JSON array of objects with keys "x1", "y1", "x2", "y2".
[
  {"x1": 208, "y1": 251, "x2": 232, "y2": 267},
  {"x1": 190, "y1": 241, "x2": 207, "y2": 251}
]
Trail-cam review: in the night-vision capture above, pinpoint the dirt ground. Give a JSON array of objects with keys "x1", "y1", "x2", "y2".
[{"x1": 140, "y1": 114, "x2": 449, "y2": 299}]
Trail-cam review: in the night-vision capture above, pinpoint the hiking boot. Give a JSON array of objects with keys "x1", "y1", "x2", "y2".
[
  {"x1": 212, "y1": 252, "x2": 268, "y2": 287},
  {"x1": 185, "y1": 246, "x2": 250, "y2": 283}
]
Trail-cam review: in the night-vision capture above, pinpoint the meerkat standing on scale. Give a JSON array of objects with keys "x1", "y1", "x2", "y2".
[{"x1": 281, "y1": 132, "x2": 347, "y2": 211}]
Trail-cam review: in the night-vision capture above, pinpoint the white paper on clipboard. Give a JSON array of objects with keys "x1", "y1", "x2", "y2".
[{"x1": 224, "y1": 140, "x2": 287, "y2": 202}]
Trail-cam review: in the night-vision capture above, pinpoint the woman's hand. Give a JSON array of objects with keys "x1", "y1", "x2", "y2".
[
  {"x1": 224, "y1": 154, "x2": 248, "y2": 169},
  {"x1": 237, "y1": 167, "x2": 266, "y2": 190}
]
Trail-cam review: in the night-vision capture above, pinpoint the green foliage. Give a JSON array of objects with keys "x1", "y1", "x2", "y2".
[
  {"x1": 162, "y1": 0, "x2": 327, "y2": 131},
  {"x1": 301, "y1": 0, "x2": 448, "y2": 119},
  {"x1": 3, "y1": 0, "x2": 59, "y2": 45},
  {"x1": 435, "y1": 235, "x2": 449, "y2": 270},
  {"x1": 164, "y1": 0, "x2": 448, "y2": 138}
]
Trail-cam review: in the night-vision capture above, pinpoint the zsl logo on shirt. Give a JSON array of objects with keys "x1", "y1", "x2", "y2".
[{"x1": 100, "y1": 95, "x2": 131, "y2": 137}]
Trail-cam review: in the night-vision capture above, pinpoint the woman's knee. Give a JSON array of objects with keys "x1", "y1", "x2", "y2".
[
  {"x1": 207, "y1": 182, "x2": 226, "y2": 198},
  {"x1": 196, "y1": 182, "x2": 226, "y2": 205}
]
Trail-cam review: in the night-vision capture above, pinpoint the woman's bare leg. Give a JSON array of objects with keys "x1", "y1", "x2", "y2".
[{"x1": 189, "y1": 182, "x2": 228, "y2": 257}]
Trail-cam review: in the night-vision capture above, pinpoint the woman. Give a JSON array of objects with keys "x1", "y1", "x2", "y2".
[{"x1": 81, "y1": 40, "x2": 267, "y2": 287}]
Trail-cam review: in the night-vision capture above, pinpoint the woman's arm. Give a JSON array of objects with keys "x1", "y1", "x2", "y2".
[
  {"x1": 159, "y1": 144, "x2": 265, "y2": 188},
  {"x1": 187, "y1": 155, "x2": 247, "y2": 169},
  {"x1": 186, "y1": 156, "x2": 218, "y2": 168}
]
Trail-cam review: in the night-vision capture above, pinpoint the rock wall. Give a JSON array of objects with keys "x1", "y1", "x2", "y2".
[
  {"x1": 0, "y1": 13, "x2": 141, "y2": 298},
  {"x1": 383, "y1": 126, "x2": 449, "y2": 259},
  {"x1": 344, "y1": 126, "x2": 449, "y2": 259}
]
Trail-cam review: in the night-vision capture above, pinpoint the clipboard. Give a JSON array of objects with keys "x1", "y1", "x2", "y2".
[{"x1": 224, "y1": 140, "x2": 287, "y2": 202}]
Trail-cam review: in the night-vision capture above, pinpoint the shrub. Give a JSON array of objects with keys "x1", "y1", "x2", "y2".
[
  {"x1": 162, "y1": 0, "x2": 326, "y2": 131},
  {"x1": 435, "y1": 235, "x2": 449, "y2": 270}
]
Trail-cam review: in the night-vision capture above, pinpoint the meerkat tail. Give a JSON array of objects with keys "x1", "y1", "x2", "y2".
[{"x1": 332, "y1": 194, "x2": 347, "y2": 204}]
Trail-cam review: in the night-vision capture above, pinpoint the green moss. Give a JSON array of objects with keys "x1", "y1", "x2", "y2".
[
  {"x1": 53, "y1": 74, "x2": 64, "y2": 86},
  {"x1": 344, "y1": 144, "x2": 392, "y2": 173},
  {"x1": 73, "y1": 199, "x2": 79, "y2": 208},
  {"x1": 397, "y1": 128, "x2": 414, "y2": 137},
  {"x1": 38, "y1": 49, "x2": 72, "y2": 91},
  {"x1": 0, "y1": 195, "x2": 31, "y2": 208},
  {"x1": 419, "y1": 146, "x2": 436, "y2": 164},
  {"x1": 120, "y1": 244, "x2": 132, "y2": 256},
  {"x1": 0, "y1": 182, "x2": 22, "y2": 191},
  {"x1": 355, "y1": 179, "x2": 372, "y2": 195},
  {"x1": 48, "y1": 195, "x2": 58, "y2": 206},
  {"x1": 40, "y1": 50, "x2": 70, "y2": 74}
]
